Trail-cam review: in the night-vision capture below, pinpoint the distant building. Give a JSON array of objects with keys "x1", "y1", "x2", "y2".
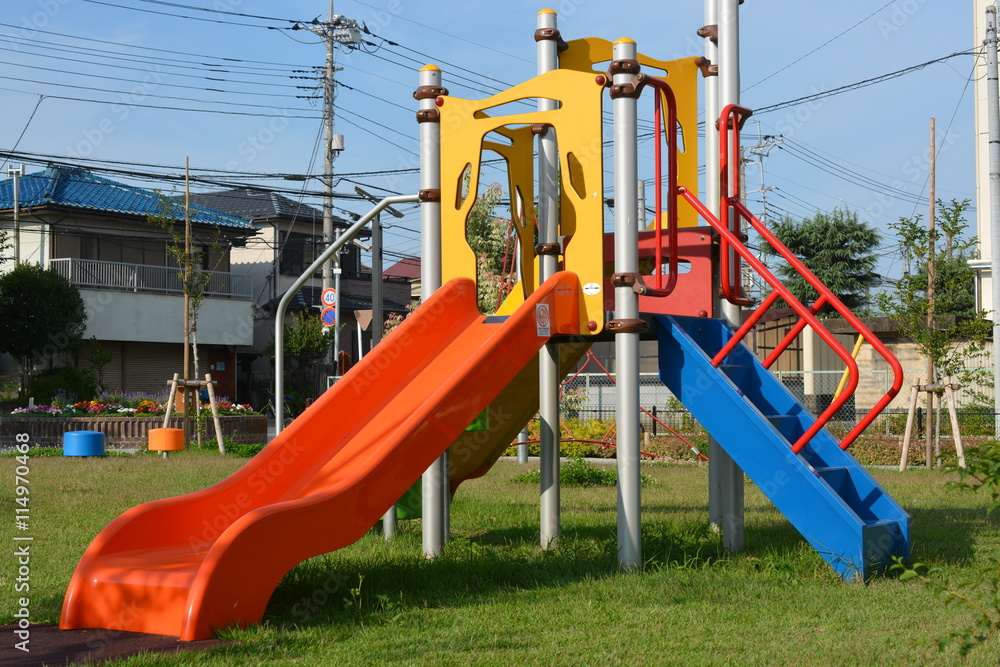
[
  {"x1": 385, "y1": 257, "x2": 421, "y2": 301},
  {"x1": 0, "y1": 167, "x2": 257, "y2": 399}
]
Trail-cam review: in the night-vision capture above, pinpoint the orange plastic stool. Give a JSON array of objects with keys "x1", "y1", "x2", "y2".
[{"x1": 149, "y1": 428, "x2": 184, "y2": 458}]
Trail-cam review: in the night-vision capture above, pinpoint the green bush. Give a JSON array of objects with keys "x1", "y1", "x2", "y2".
[
  {"x1": 502, "y1": 418, "x2": 617, "y2": 458},
  {"x1": 27, "y1": 366, "x2": 96, "y2": 404},
  {"x1": 512, "y1": 458, "x2": 651, "y2": 487},
  {"x1": 224, "y1": 440, "x2": 267, "y2": 458}
]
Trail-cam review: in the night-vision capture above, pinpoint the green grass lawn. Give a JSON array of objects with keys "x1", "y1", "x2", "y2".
[{"x1": 2, "y1": 451, "x2": 998, "y2": 665}]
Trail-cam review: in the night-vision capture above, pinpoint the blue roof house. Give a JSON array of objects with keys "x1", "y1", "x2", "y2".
[{"x1": 0, "y1": 167, "x2": 258, "y2": 398}]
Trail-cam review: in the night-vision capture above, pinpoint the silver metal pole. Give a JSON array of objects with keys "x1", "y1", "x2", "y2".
[
  {"x1": 8, "y1": 165, "x2": 21, "y2": 264},
  {"x1": 637, "y1": 179, "x2": 646, "y2": 227},
  {"x1": 418, "y1": 64, "x2": 447, "y2": 559},
  {"x1": 372, "y1": 211, "x2": 383, "y2": 349},
  {"x1": 517, "y1": 426, "x2": 529, "y2": 464},
  {"x1": 986, "y1": 6, "x2": 1000, "y2": 438},
  {"x1": 612, "y1": 37, "x2": 642, "y2": 570},
  {"x1": 704, "y1": 0, "x2": 723, "y2": 536},
  {"x1": 715, "y1": 0, "x2": 746, "y2": 552},
  {"x1": 537, "y1": 7, "x2": 562, "y2": 551},
  {"x1": 273, "y1": 194, "x2": 419, "y2": 436},
  {"x1": 373, "y1": 205, "x2": 397, "y2": 536}
]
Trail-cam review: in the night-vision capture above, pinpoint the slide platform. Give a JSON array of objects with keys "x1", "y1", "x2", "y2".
[{"x1": 60, "y1": 272, "x2": 581, "y2": 641}]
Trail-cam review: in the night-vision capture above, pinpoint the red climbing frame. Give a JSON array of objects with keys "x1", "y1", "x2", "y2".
[
  {"x1": 638, "y1": 85, "x2": 903, "y2": 453},
  {"x1": 662, "y1": 102, "x2": 903, "y2": 453}
]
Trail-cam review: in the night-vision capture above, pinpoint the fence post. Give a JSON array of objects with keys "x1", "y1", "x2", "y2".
[{"x1": 652, "y1": 405, "x2": 657, "y2": 436}]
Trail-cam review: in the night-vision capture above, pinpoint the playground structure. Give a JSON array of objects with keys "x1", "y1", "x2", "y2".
[{"x1": 60, "y1": 8, "x2": 910, "y2": 642}]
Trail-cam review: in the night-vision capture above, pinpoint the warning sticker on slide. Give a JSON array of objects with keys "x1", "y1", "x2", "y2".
[
  {"x1": 582, "y1": 282, "x2": 601, "y2": 296},
  {"x1": 535, "y1": 303, "x2": 551, "y2": 337}
]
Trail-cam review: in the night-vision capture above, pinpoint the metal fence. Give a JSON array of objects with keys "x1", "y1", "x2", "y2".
[
  {"x1": 560, "y1": 370, "x2": 998, "y2": 438},
  {"x1": 50, "y1": 258, "x2": 252, "y2": 300}
]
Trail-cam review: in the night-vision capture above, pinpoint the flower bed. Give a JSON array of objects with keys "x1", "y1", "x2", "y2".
[{"x1": 0, "y1": 414, "x2": 268, "y2": 449}]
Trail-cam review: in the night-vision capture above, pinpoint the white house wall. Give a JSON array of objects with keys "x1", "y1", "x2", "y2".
[
  {"x1": 80, "y1": 289, "x2": 253, "y2": 347},
  {"x1": 0, "y1": 219, "x2": 47, "y2": 271}
]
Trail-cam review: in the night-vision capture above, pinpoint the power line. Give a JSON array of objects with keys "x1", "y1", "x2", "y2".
[
  {"x1": 132, "y1": 0, "x2": 300, "y2": 23},
  {"x1": 79, "y1": 0, "x2": 291, "y2": 29},
  {"x1": 0, "y1": 81, "x2": 320, "y2": 119},
  {"x1": 743, "y1": 2, "x2": 894, "y2": 93},
  {"x1": 0, "y1": 39, "x2": 298, "y2": 84},
  {"x1": 345, "y1": 0, "x2": 532, "y2": 64},
  {"x1": 0, "y1": 58, "x2": 298, "y2": 99},
  {"x1": 0, "y1": 21, "x2": 311, "y2": 69},
  {"x1": 754, "y1": 49, "x2": 976, "y2": 115}
]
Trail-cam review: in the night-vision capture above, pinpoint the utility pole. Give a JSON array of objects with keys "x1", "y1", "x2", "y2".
[
  {"x1": 926, "y1": 118, "x2": 936, "y2": 470},
  {"x1": 985, "y1": 5, "x2": 1000, "y2": 439},
  {"x1": 297, "y1": 3, "x2": 361, "y2": 373},
  {"x1": 744, "y1": 122, "x2": 783, "y2": 223},
  {"x1": 7, "y1": 165, "x2": 23, "y2": 264}
]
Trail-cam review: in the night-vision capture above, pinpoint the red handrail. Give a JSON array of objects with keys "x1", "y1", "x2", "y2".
[
  {"x1": 680, "y1": 189, "x2": 903, "y2": 452},
  {"x1": 682, "y1": 189, "x2": 862, "y2": 453},
  {"x1": 728, "y1": 198, "x2": 903, "y2": 450},
  {"x1": 648, "y1": 77, "x2": 679, "y2": 295},
  {"x1": 718, "y1": 104, "x2": 754, "y2": 307},
  {"x1": 763, "y1": 295, "x2": 827, "y2": 368}
]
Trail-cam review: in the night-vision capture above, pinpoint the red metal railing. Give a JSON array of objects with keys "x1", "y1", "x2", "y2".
[
  {"x1": 634, "y1": 83, "x2": 903, "y2": 453},
  {"x1": 718, "y1": 104, "x2": 754, "y2": 307},
  {"x1": 647, "y1": 77, "x2": 680, "y2": 296}
]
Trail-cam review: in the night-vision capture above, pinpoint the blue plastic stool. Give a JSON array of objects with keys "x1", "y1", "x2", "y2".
[{"x1": 63, "y1": 430, "x2": 106, "y2": 457}]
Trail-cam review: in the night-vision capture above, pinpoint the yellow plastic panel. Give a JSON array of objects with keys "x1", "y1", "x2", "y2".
[
  {"x1": 439, "y1": 67, "x2": 605, "y2": 333},
  {"x1": 562, "y1": 38, "x2": 701, "y2": 227}
]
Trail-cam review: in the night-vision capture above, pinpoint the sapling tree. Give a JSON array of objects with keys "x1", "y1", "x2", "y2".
[
  {"x1": 147, "y1": 193, "x2": 227, "y2": 382},
  {"x1": 874, "y1": 198, "x2": 990, "y2": 388}
]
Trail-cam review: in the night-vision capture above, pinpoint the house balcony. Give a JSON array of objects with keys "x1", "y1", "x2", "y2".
[
  {"x1": 50, "y1": 257, "x2": 252, "y2": 300},
  {"x1": 49, "y1": 258, "x2": 255, "y2": 347}
]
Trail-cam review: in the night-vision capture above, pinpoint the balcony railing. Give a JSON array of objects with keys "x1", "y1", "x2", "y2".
[{"x1": 50, "y1": 258, "x2": 252, "y2": 300}]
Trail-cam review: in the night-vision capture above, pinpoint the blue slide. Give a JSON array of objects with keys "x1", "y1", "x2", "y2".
[{"x1": 654, "y1": 314, "x2": 910, "y2": 582}]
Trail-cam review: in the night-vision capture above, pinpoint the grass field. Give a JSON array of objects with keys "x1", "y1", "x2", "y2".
[{"x1": 2, "y1": 450, "x2": 998, "y2": 665}]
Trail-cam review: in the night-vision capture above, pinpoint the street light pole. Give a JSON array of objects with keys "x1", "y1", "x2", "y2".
[{"x1": 7, "y1": 164, "x2": 23, "y2": 264}]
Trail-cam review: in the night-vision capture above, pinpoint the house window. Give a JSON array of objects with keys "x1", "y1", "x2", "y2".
[{"x1": 280, "y1": 232, "x2": 322, "y2": 276}]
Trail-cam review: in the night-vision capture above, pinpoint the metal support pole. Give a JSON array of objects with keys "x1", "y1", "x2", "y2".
[
  {"x1": 418, "y1": 64, "x2": 447, "y2": 559},
  {"x1": 612, "y1": 37, "x2": 642, "y2": 570},
  {"x1": 985, "y1": 6, "x2": 1000, "y2": 438},
  {"x1": 273, "y1": 194, "x2": 419, "y2": 436},
  {"x1": 714, "y1": 0, "x2": 745, "y2": 552},
  {"x1": 517, "y1": 426, "x2": 529, "y2": 464},
  {"x1": 372, "y1": 211, "x2": 383, "y2": 350},
  {"x1": 7, "y1": 165, "x2": 22, "y2": 264},
  {"x1": 537, "y1": 8, "x2": 562, "y2": 550}
]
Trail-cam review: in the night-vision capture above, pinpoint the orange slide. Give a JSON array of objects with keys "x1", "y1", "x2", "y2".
[{"x1": 60, "y1": 272, "x2": 581, "y2": 641}]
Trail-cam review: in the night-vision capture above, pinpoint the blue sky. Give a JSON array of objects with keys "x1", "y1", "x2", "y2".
[{"x1": 0, "y1": 1, "x2": 979, "y2": 279}]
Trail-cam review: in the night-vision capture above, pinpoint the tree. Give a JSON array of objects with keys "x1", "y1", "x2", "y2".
[
  {"x1": 761, "y1": 207, "x2": 881, "y2": 313},
  {"x1": 0, "y1": 263, "x2": 87, "y2": 389},
  {"x1": 0, "y1": 227, "x2": 10, "y2": 264},
  {"x1": 147, "y1": 193, "x2": 226, "y2": 382},
  {"x1": 275, "y1": 311, "x2": 334, "y2": 415},
  {"x1": 465, "y1": 181, "x2": 516, "y2": 313},
  {"x1": 875, "y1": 198, "x2": 990, "y2": 385}
]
